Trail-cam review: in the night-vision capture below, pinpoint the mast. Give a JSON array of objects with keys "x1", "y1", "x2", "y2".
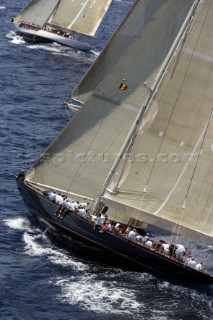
[
  {"x1": 26, "y1": 0, "x2": 197, "y2": 205},
  {"x1": 48, "y1": 0, "x2": 113, "y2": 36},
  {"x1": 45, "y1": 0, "x2": 61, "y2": 27},
  {"x1": 94, "y1": 0, "x2": 201, "y2": 210}
]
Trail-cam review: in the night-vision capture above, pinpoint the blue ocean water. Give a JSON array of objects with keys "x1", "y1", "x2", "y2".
[{"x1": 1, "y1": 1, "x2": 213, "y2": 319}]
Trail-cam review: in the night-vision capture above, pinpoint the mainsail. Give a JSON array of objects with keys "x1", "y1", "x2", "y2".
[
  {"x1": 49, "y1": 0, "x2": 112, "y2": 36},
  {"x1": 25, "y1": 0, "x2": 213, "y2": 244},
  {"x1": 103, "y1": 0, "x2": 213, "y2": 244}
]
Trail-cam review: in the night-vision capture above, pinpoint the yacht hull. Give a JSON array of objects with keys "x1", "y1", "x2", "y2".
[
  {"x1": 14, "y1": 25, "x2": 93, "y2": 52},
  {"x1": 16, "y1": 177, "x2": 213, "y2": 284}
]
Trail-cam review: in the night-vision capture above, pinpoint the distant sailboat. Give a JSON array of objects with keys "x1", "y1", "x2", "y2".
[
  {"x1": 12, "y1": 0, "x2": 112, "y2": 51},
  {"x1": 16, "y1": 0, "x2": 213, "y2": 283}
]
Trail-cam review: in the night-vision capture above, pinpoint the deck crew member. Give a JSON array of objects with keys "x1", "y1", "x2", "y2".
[
  {"x1": 145, "y1": 238, "x2": 153, "y2": 250},
  {"x1": 175, "y1": 243, "x2": 185, "y2": 261},
  {"x1": 55, "y1": 194, "x2": 64, "y2": 205},
  {"x1": 93, "y1": 213, "x2": 104, "y2": 230},
  {"x1": 47, "y1": 190, "x2": 56, "y2": 202},
  {"x1": 78, "y1": 208, "x2": 87, "y2": 217},
  {"x1": 187, "y1": 258, "x2": 196, "y2": 269},
  {"x1": 161, "y1": 241, "x2": 170, "y2": 256},
  {"x1": 195, "y1": 261, "x2": 203, "y2": 271},
  {"x1": 127, "y1": 228, "x2": 137, "y2": 241},
  {"x1": 79, "y1": 202, "x2": 89, "y2": 208},
  {"x1": 99, "y1": 220, "x2": 112, "y2": 233}
]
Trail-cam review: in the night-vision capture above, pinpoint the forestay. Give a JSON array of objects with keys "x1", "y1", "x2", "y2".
[
  {"x1": 49, "y1": 0, "x2": 112, "y2": 36},
  {"x1": 13, "y1": 0, "x2": 60, "y2": 26},
  {"x1": 104, "y1": 0, "x2": 213, "y2": 244},
  {"x1": 26, "y1": 0, "x2": 195, "y2": 207}
]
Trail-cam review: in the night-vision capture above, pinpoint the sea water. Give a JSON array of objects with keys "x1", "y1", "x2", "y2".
[{"x1": 1, "y1": 1, "x2": 213, "y2": 319}]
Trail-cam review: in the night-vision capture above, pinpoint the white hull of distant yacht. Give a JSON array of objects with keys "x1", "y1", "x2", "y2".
[{"x1": 15, "y1": 25, "x2": 93, "y2": 52}]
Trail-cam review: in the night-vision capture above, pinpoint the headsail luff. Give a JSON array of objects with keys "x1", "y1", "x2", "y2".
[
  {"x1": 26, "y1": 0, "x2": 195, "y2": 203},
  {"x1": 104, "y1": 0, "x2": 213, "y2": 244},
  {"x1": 49, "y1": 0, "x2": 112, "y2": 36},
  {"x1": 13, "y1": 0, "x2": 60, "y2": 27}
]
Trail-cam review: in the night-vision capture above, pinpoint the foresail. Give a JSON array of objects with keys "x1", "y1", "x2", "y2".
[
  {"x1": 104, "y1": 0, "x2": 213, "y2": 243},
  {"x1": 49, "y1": 0, "x2": 112, "y2": 36},
  {"x1": 72, "y1": 0, "x2": 195, "y2": 104},
  {"x1": 26, "y1": 0, "x2": 195, "y2": 204},
  {"x1": 13, "y1": 0, "x2": 60, "y2": 26},
  {"x1": 71, "y1": 0, "x2": 135, "y2": 104}
]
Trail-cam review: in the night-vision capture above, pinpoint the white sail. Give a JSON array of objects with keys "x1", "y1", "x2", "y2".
[
  {"x1": 26, "y1": 0, "x2": 195, "y2": 207},
  {"x1": 71, "y1": 0, "x2": 143, "y2": 104},
  {"x1": 49, "y1": 0, "x2": 112, "y2": 36},
  {"x1": 13, "y1": 0, "x2": 60, "y2": 26},
  {"x1": 103, "y1": 0, "x2": 213, "y2": 244}
]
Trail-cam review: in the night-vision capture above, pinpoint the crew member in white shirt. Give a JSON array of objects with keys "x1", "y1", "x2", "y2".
[
  {"x1": 70, "y1": 200, "x2": 79, "y2": 212},
  {"x1": 55, "y1": 194, "x2": 64, "y2": 205},
  {"x1": 48, "y1": 190, "x2": 56, "y2": 202},
  {"x1": 195, "y1": 262, "x2": 203, "y2": 271},
  {"x1": 127, "y1": 228, "x2": 137, "y2": 241},
  {"x1": 79, "y1": 202, "x2": 89, "y2": 208},
  {"x1": 78, "y1": 208, "x2": 87, "y2": 217},
  {"x1": 187, "y1": 258, "x2": 196, "y2": 269},
  {"x1": 161, "y1": 242, "x2": 170, "y2": 255},
  {"x1": 145, "y1": 239, "x2": 153, "y2": 250},
  {"x1": 175, "y1": 243, "x2": 185, "y2": 261}
]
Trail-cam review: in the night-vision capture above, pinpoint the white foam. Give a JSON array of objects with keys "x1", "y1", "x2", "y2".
[
  {"x1": 4, "y1": 216, "x2": 33, "y2": 232},
  {"x1": 22, "y1": 231, "x2": 88, "y2": 270},
  {"x1": 6, "y1": 31, "x2": 25, "y2": 44},
  {"x1": 0, "y1": 6, "x2": 6, "y2": 10},
  {"x1": 51, "y1": 275, "x2": 141, "y2": 314},
  {"x1": 27, "y1": 43, "x2": 61, "y2": 53}
]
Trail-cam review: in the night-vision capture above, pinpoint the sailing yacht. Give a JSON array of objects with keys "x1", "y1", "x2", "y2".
[
  {"x1": 12, "y1": 0, "x2": 112, "y2": 51},
  {"x1": 16, "y1": 0, "x2": 213, "y2": 283}
]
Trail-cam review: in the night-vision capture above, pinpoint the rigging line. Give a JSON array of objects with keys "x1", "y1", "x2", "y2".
[
  {"x1": 106, "y1": 2, "x2": 201, "y2": 196},
  {"x1": 45, "y1": 0, "x2": 61, "y2": 25},
  {"x1": 131, "y1": 186, "x2": 148, "y2": 228},
  {"x1": 64, "y1": 4, "x2": 149, "y2": 194},
  {"x1": 162, "y1": 1, "x2": 213, "y2": 239},
  {"x1": 202, "y1": 247, "x2": 212, "y2": 263},
  {"x1": 170, "y1": 221, "x2": 180, "y2": 246},
  {"x1": 174, "y1": 204, "x2": 186, "y2": 244},
  {"x1": 169, "y1": 0, "x2": 201, "y2": 80},
  {"x1": 65, "y1": 95, "x2": 137, "y2": 194},
  {"x1": 149, "y1": 70, "x2": 199, "y2": 213},
  {"x1": 155, "y1": 4, "x2": 213, "y2": 218},
  {"x1": 153, "y1": 1, "x2": 210, "y2": 216},
  {"x1": 65, "y1": 100, "x2": 123, "y2": 194}
]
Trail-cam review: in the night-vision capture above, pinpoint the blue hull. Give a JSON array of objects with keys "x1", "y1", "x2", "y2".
[{"x1": 16, "y1": 177, "x2": 213, "y2": 284}]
